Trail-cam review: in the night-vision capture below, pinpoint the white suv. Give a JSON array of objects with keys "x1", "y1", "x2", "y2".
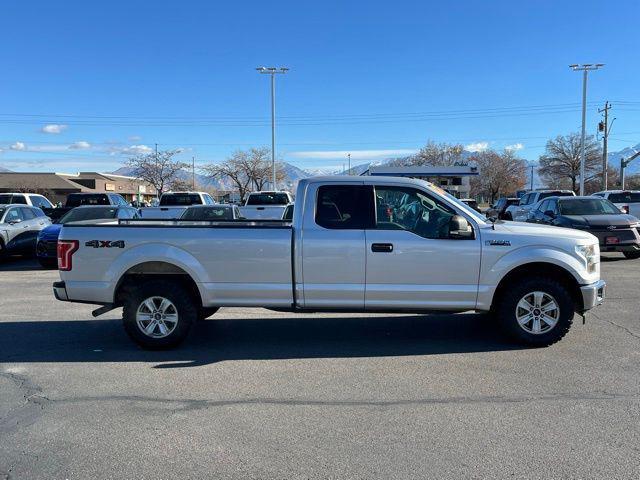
[
  {"x1": 0, "y1": 192, "x2": 54, "y2": 210},
  {"x1": 505, "y1": 190, "x2": 575, "y2": 221}
]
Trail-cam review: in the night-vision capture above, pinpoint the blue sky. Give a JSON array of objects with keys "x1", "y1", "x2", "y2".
[{"x1": 1, "y1": 0, "x2": 639, "y2": 173}]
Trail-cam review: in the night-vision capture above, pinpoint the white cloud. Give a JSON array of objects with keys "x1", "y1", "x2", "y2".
[
  {"x1": 41, "y1": 124, "x2": 68, "y2": 134},
  {"x1": 289, "y1": 149, "x2": 417, "y2": 160},
  {"x1": 505, "y1": 143, "x2": 524, "y2": 151},
  {"x1": 464, "y1": 141, "x2": 489, "y2": 153},
  {"x1": 128, "y1": 135, "x2": 142, "y2": 142},
  {"x1": 10, "y1": 141, "x2": 26, "y2": 151},
  {"x1": 120, "y1": 144, "x2": 153, "y2": 155},
  {"x1": 68, "y1": 141, "x2": 91, "y2": 150}
]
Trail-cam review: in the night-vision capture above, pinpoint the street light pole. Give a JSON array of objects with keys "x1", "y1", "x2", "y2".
[
  {"x1": 347, "y1": 153, "x2": 351, "y2": 175},
  {"x1": 256, "y1": 66, "x2": 289, "y2": 191},
  {"x1": 569, "y1": 63, "x2": 604, "y2": 195}
]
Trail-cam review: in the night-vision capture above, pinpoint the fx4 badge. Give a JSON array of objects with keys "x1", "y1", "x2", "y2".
[
  {"x1": 85, "y1": 240, "x2": 125, "y2": 248},
  {"x1": 485, "y1": 239, "x2": 511, "y2": 246}
]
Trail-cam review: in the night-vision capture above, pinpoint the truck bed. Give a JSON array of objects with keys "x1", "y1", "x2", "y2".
[{"x1": 58, "y1": 219, "x2": 294, "y2": 307}]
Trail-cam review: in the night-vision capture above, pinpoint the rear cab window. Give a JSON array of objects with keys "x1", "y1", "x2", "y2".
[
  {"x1": 608, "y1": 192, "x2": 640, "y2": 203},
  {"x1": 315, "y1": 185, "x2": 373, "y2": 229},
  {"x1": 160, "y1": 193, "x2": 203, "y2": 206},
  {"x1": 66, "y1": 194, "x2": 110, "y2": 207},
  {"x1": 246, "y1": 193, "x2": 290, "y2": 206}
]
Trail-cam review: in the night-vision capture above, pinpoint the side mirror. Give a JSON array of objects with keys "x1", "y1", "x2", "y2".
[
  {"x1": 544, "y1": 210, "x2": 556, "y2": 218},
  {"x1": 449, "y1": 215, "x2": 474, "y2": 239},
  {"x1": 9, "y1": 218, "x2": 22, "y2": 225}
]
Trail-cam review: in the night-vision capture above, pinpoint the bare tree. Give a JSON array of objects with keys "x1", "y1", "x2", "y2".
[
  {"x1": 125, "y1": 149, "x2": 188, "y2": 196},
  {"x1": 469, "y1": 149, "x2": 527, "y2": 202},
  {"x1": 201, "y1": 148, "x2": 287, "y2": 202},
  {"x1": 389, "y1": 141, "x2": 466, "y2": 167},
  {"x1": 538, "y1": 133, "x2": 601, "y2": 193}
]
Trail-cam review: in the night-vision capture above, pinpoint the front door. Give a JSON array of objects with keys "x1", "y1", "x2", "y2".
[{"x1": 365, "y1": 185, "x2": 481, "y2": 310}]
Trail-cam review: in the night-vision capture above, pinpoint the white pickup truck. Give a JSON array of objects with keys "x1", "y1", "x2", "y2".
[
  {"x1": 239, "y1": 191, "x2": 293, "y2": 219},
  {"x1": 52, "y1": 176, "x2": 605, "y2": 349},
  {"x1": 140, "y1": 191, "x2": 217, "y2": 219}
]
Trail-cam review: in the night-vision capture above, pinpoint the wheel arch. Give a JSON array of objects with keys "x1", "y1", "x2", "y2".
[
  {"x1": 491, "y1": 262, "x2": 583, "y2": 313},
  {"x1": 114, "y1": 261, "x2": 204, "y2": 309}
]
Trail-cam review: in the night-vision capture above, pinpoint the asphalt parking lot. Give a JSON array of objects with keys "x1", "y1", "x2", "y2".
[{"x1": 0, "y1": 255, "x2": 639, "y2": 479}]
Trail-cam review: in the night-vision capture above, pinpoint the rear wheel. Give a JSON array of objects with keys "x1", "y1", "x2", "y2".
[
  {"x1": 623, "y1": 250, "x2": 640, "y2": 259},
  {"x1": 122, "y1": 280, "x2": 197, "y2": 349},
  {"x1": 495, "y1": 277, "x2": 574, "y2": 347},
  {"x1": 503, "y1": 212, "x2": 513, "y2": 221}
]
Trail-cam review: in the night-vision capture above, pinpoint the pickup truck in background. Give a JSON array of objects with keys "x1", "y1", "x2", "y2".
[
  {"x1": 53, "y1": 176, "x2": 605, "y2": 349},
  {"x1": 239, "y1": 191, "x2": 294, "y2": 219},
  {"x1": 592, "y1": 190, "x2": 640, "y2": 217},
  {"x1": 139, "y1": 191, "x2": 216, "y2": 219},
  {"x1": 42, "y1": 192, "x2": 130, "y2": 221}
]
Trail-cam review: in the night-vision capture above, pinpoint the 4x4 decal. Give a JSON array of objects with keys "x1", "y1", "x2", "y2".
[{"x1": 85, "y1": 240, "x2": 125, "y2": 248}]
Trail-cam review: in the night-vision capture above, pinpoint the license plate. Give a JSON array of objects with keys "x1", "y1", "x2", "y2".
[{"x1": 605, "y1": 236, "x2": 620, "y2": 245}]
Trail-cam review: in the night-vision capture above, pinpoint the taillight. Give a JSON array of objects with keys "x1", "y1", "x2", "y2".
[{"x1": 57, "y1": 240, "x2": 79, "y2": 271}]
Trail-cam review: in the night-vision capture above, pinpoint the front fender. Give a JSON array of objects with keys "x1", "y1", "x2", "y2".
[{"x1": 476, "y1": 245, "x2": 594, "y2": 310}]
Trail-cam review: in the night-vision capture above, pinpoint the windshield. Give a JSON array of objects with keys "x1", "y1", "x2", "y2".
[
  {"x1": 246, "y1": 193, "x2": 289, "y2": 205},
  {"x1": 181, "y1": 207, "x2": 233, "y2": 220},
  {"x1": 160, "y1": 193, "x2": 202, "y2": 206},
  {"x1": 66, "y1": 194, "x2": 110, "y2": 207},
  {"x1": 608, "y1": 192, "x2": 640, "y2": 203},
  {"x1": 559, "y1": 198, "x2": 621, "y2": 216},
  {"x1": 58, "y1": 207, "x2": 119, "y2": 224}
]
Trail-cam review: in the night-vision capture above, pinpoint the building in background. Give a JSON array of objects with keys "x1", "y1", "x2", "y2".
[
  {"x1": 362, "y1": 165, "x2": 479, "y2": 198},
  {"x1": 0, "y1": 172, "x2": 157, "y2": 204}
]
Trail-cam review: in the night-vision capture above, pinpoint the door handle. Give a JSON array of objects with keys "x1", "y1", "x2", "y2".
[{"x1": 371, "y1": 243, "x2": 393, "y2": 253}]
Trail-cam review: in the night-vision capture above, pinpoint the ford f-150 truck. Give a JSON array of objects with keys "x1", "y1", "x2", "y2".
[
  {"x1": 139, "y1": 191, "x2": 217, "y2": 219},
  {"x1": 239, "y1": 191, "x2": 294, "y2": 219},
  {"x1": 52, "y1": 176, "x2": 605, "y2": 349}
]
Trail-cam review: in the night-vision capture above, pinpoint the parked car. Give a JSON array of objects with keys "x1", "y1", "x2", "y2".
[
  {"x1": 53, "y1": 176, "x2": 605, "y2": 349},
  {"x1": 0, "y1": 204, "x2": 51, "y2": 259},
  {"x1": 36, "y1": 205, "x2": 140, "y2": 267},
  {"x1": 179, "y1": 204, "x2": 244, "y2": 221},
  {"x1": 43, "y1": 192, "x2": 130, "y2": 222},
  {"x1": 459, "y1": 198, "x2": 480, "y2": 213},
  {"x1": 527, "y1": 196, "x2": 640, "y2": 259},
  {"x1": 592, "y1": 190, "x2": 640, "y2": 217},
  {"x1": 485, "y1": 197, "x2": 519, "y2": 220},
  {"x1": 505, "y1": 190, "x2": 576, "y2": 221},
  {"x1": 240, "y1": 191, "x2": 294, "y2": 219},
  {"x1": 0, "y1": 192, "x2": 54, "y2": 210},
  {"x1": 139, "y1": 191, "x2": 216, "y2": 219}
]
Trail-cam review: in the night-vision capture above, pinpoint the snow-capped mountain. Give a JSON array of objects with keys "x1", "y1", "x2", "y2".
[{"x1": 608, "y1": 143, "x2": 640, "y2": 174}]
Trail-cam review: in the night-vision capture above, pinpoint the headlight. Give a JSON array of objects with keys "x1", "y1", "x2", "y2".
[{"x1": 575, "y1": 244, "x2": 599, "y2": 274}]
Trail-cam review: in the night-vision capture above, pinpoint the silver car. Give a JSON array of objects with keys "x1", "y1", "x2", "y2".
[{"x1": 0, "y1": 204, "x2": 51, "y2": 258}]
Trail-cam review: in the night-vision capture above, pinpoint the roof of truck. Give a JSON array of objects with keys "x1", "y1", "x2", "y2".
[{"x1": 302, "y1": 175, "x2": 436, "y2": 188}]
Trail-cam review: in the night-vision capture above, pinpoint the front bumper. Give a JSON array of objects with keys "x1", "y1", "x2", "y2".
[
  {"x1": 579, "y1": 279, "x2": 606, "y2": 313},
  {"x1": 53, "y1": 280, "x2": 69, "y2": 301}
]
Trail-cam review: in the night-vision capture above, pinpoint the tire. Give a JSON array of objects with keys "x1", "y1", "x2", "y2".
[
  {"x1": 495, "y1": 277, "x2": 574, "y2": 347},
  {"x1": 623, "y1": 250, "x2": 640, "y2": 259},
  {"x1": 38, "y1": 257, "x2": 57, "y2": 269},
  {"x1": 199, "y1": 307, "x2": 220, "y2": 321},
  {"x1": 122, "y1": 280, "x2": 197, "y2": 349},
  {"x1": 503, "y1": 212, "x2": 513, "y2": 221}
]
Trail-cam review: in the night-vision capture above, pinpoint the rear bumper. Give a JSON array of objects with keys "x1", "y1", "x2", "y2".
[
  {"x1": 579, "y1": 279, "x2": 606, "y2": 313},
  {"x1": 53, "y1": 280, "x2": 69, "y2": 301}
]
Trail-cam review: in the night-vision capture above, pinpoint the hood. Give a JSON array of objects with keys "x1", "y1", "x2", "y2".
[
  {"x1": 489, "y1": 221, "x2": 596, "y2": 242},
  {"x1": 562, "y1": 214, "x2": 637, "y2": 227},
  {"x1": 39, "y1": 223, "x2": 62, "y2": 239}
]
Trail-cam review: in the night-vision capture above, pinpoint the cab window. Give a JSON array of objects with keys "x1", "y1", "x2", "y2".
[
  {"x1": 374, "y1": 186, "x2": 457, "y2": 240},
  {"x1": 315, "y1": 185, "x2": 373, "y2": 229}
]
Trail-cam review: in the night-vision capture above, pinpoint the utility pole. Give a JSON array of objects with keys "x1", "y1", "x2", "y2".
[
  {"x1": 192, "y1": 156, "x2": 196, "y2": 190},
  {"x1": 598, "y1": 101, "x2": 614, "y2": 190},
  {"x1": 347, "y1": 153, "x2": 351, "y2": 175},
  {"x1": 530, "y1": 164, "x2": 535, "y2": 191},
  {"x1": 256, "y1": 66, "x2": 289, "y2": 191},
  {"x1": 569, "y1": 63, "x2": 604, "y2": 195}
]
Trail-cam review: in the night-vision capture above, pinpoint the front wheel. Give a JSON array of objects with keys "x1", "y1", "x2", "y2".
[
  {"x1": 623, "y1": 250, "x2": 640, "y2": 259},
  {"x1": 495, "y1": 277, "x2": 574, "y2": 347},
  {"x1": 122, "y1": 280, "x2": 197, "y2": 349}
]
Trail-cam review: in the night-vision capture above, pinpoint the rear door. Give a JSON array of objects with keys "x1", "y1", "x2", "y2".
[
  {"x1": 365, "y1": 184, "x2": 481, "y2": 310},
  {"x1": 300, "y1": 183, "x2": 373, "y2": 308}
]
